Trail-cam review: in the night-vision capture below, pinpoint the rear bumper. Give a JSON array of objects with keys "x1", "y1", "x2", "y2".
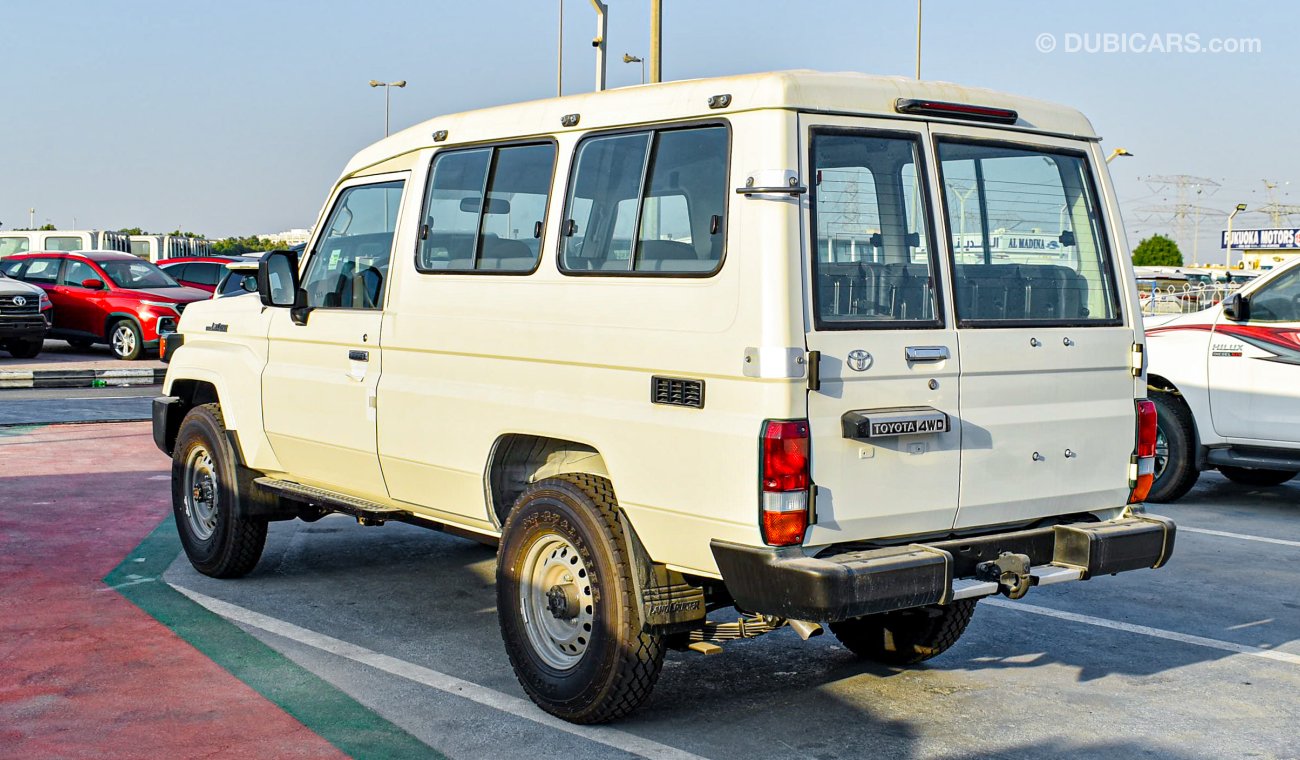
[{"x1": 710, "y1": 514, "x2": 1175, "y2": 623}]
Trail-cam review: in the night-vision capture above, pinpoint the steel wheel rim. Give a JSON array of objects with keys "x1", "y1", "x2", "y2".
[
  {"x1": 183, "y1": 445, "x2": 219, "y2": 541},
  {"x1": 1154, "y1": 426, "x2": 1170, "y2": 480},
  {"x1": 518, "y1": 534, "x2": 595, "y2": 670},
  {"x1": 112, "y1": 324, "x2": 136, "y2": 357}
]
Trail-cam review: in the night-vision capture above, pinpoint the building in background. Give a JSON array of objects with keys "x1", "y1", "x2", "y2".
[{"x1": 259, "y1": 228, "x2": 312, "y2": 246}]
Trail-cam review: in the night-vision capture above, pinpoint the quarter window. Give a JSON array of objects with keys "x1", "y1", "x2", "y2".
[
  {"x1": 417, "y1": 142, "x2": 555, "y2": 273},
  {"x1": 559, "y1": 125, "x2": 728, "y2": 275},
  {"x1": 301, "y1": 180, "x2": 405, "y2": 309},
  {"x1": 44, "y1": 236, "x2": 84, "y2": 251},
  {"x1": 810, "y1": 131, "x2": 940, "y2": 328},
  {"x1": 937, "y1": 141, "x2": 1120, "y2": 325}
]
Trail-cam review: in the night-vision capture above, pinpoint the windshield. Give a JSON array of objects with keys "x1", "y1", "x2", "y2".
[
  {"x1": 99, "y1": 259, "x2": 180, "y2": 289},
  {"x1": 937, "y1": 140, "x2": 1120, "y2": 325}
]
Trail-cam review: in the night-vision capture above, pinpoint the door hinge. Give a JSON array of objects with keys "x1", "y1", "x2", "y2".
[
  {"x1": 807, "y1": 350, "x2": 821, "y2": 391},
  {"x1": 1130, "y1": 342, "x2": 1145, "y2": 377}
]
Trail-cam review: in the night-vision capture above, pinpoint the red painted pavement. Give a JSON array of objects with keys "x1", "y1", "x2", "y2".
[{"x1": 0, "y1": 422, "x2": 347, "y2": 759}]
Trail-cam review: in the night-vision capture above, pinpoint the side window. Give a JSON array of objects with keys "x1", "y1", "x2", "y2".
[
  {"x1": 187, "y1": 262, "x2": 221, "y2": 287},
  {"x1": 300, "y1": 180, "x2": 405, "y2": 309},
  {"x1": 45, "y1": 236, "x2": 84, "y2": 252},
  {"x1": 0, "y1": 259, "x2": 23, "y2": 276},
  {"x1": 1247, "y1": 266, "x2": 1300, "y2": 323},
  {"x1": 417, "y1": 142, "x2": 555, "y2": 273},
  {"x1": 130, "y1": 239, "x2": 152, "y2": 258},
  {"x1": 560, "y1": 125, "x2": 728, "y2": 275},
  {"x1": 0, "y1": 238, "x2": 30, "y2": 256},
  {"x1": 60, "y1": 260, "x2": 100, "y2": 287},
  {"x1": 20, "y1": 258, "x2": 61, "y2": 284}
]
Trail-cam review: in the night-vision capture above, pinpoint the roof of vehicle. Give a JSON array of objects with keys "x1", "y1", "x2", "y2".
[
  {"x1": 157, "y1": 255, "x2": 251, "y2": 265},
  {"x1": 7, "y1": 249, "x2": 142, "y2": 262},
  {"x1": 343, "y1": 69, "x2": 1099, "y2": 177}
]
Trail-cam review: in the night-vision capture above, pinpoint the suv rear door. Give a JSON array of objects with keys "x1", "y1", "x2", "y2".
[
  {"x1": 801, "y1": 116, "x2": 963, "y2": 544},
  {"x1": 933, "y1": 130, "x2": 1136, "y2": 528}
]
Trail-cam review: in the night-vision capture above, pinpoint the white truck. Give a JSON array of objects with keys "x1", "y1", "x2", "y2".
[
  {"x1": 153, "y1": 71, "x2": 1175, "y2": 723},
  {"x1": 1145, "y1": 257, "x2": 1300, "y2": 501}
]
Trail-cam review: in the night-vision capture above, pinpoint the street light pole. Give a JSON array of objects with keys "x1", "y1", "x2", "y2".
[
  {"x1": 557, "y1": 0, "x2": 564, "y2": 96},
  {"x1": 915, "y1": 0, "x2": 922, "y2": 79},
  {"x1": 1225, "y1": 203, "x2": 1247, "y2": 269},
  {"x1": 589, "y1": 0, "x2": 608, "y2": 91},
  {"x1": 369, "y1": 79, "x2": 407, "y2": 137},
  {"x1": 623, "y1": 53, "x2": 644, "y2": 84}
]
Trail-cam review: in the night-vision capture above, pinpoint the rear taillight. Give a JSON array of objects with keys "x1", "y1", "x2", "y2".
[
  {"x1": 760, "y1": 419, "x2": 810, "y2": 546},
  {"x1": 1129, "y1": 399, "x2": 1157, "y2": 503}
]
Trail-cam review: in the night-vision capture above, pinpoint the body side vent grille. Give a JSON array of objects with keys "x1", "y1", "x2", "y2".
[{"x1": 651, "y1": 376, "x2": 705, "y2": 409}]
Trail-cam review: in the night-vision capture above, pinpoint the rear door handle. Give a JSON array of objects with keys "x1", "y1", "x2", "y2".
[
  {"x1": 348, "y1": 350, "x2": 369, "y2": 362},
  {"x1": 905, "y1": 346, "x2": 950, "y2": 362}
]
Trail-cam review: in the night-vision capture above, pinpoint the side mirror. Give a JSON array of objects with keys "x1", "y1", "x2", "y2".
[
  {"x1": 258, "y1": 250, "x2": 300, "y2": 308},
  {"x1": 1223, "y1": 292, "x2": 1250, "y2": 321},
  {"x1": 81, "y1": 278, "x2": 104, "y2": 289}
]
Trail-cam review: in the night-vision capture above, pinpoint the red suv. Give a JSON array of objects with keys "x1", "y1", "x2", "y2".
[
  {"x1": 158, "y1": 255, "x2": 253, "y2": 294},
  {"x1": 0, "y1": 250, "x2": 209, "y2": 359}
]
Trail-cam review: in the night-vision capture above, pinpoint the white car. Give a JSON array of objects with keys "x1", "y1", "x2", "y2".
[
  {"x1": 154, "y1": 70, "x2": 1174, "y2": 723},
  {"x1": 1145, "y1": 257, "x2": 1300, "y2": 501}
]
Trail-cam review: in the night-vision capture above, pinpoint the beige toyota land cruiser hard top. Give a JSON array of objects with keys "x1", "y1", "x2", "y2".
[{"x1": 154, "y1": 70, "x2": 1175, "y2": 723}]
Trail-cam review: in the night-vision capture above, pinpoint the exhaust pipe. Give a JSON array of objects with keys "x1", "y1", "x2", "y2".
[{"x1": 787, "y1": 619, "x2": 823, "y2": 640}]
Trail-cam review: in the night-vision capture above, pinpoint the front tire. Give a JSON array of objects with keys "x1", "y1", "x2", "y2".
[
  {"x1": 171, "y1": 403, "x2": 269, "y2": 578},
  {"x1": 5, "y1": 338, "x2": 42, "y2": 358},
  {"x1": 1147, "y1": 391, "x2": 1199, "y2": 503},
  {"x1": 496, "y1": 475, "x2": 664, "y2": 724},
  {"x1": 109, "y1": 319, "x2": 143, "y2": 360},
  {"x1": 830, "y1": 600, "x2": 977, "y2": 666},
  {"x1": 1218, "y1": 466, "x2": 1298, "y2": 487}
]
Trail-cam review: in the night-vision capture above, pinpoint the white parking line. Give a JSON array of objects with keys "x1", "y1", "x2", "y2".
[
  {"x1": 1178, "y1": 526, "x2": 1300, "y2": 548},
  {"x1": 984, "y1": 598, "x2": 1300, "y2": 666},
  {"x1": 172, "y1": 585, "x2": 710, "y2": 760}
]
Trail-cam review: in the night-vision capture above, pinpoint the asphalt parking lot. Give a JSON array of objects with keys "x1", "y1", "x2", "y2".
[{"x1": 3, "y1": 421, "x2": 1298, "y2": 759}]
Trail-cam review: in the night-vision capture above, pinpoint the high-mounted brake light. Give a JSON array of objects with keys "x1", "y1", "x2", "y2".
[
  {"x1": 1129, "y1": 399, "x2": 1158, "y2": 503},
  {"x1": 760, "y1": 419, "x2": 811, "y2": 546},
  {"x1": 895, "y1": 98, "x2": 1019, "y2": 125}
]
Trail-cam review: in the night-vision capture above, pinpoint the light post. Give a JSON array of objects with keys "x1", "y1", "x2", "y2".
[
  {"x1": 1225, "y1": 203, "x2": 1247, "y2": 269},
  {"x1": 368, "y1": 79, "x2": 407, "y2": 137},
  {"x1": 1106, "y1": 148, "x2": 1133, "y2": 163},
  {"x1": 623, "y1": 53, "x2": 644, "y2": 84}
]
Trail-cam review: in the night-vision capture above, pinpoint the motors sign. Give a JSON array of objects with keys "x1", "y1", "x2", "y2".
[{"x1": 1221, "y1": 228, "x2": 1300, "y2": 250}]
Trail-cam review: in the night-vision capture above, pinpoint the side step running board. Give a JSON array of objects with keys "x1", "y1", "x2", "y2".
[
  {"x1": 252, "y1": 477, "x2": 498, "y2": 546},
  {"x1": 254, "y1": 477, "x2": 405, "y2": 525}
]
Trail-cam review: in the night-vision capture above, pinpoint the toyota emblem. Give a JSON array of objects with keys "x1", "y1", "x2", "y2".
[
  {"x1": 846, "y1": 349, "x2": 873, "y2": 372},
  {"x1": 12, "y1": 296, "x2": 26, "y2": 307}
]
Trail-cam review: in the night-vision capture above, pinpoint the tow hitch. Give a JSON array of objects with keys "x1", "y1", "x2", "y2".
[{"x1": 976, "y1": 552, "x2": 1033, "y2": 599}]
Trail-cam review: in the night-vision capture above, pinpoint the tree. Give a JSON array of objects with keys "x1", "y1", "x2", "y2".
[
  {"x1": 211, "y1": 235, "x2": 285, "y2": 256},
  {"x1": 38, "y1": 223, "x2": 56, "y2": 231},
  {"x1": 1132, "y1": 234, "x2": 1183, "y2": 267},
  {"x1": 117, "y1": 227, "x2": 149, "y2": 236}
]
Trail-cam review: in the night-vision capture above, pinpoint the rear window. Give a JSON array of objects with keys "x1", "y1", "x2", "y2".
[
  {"x1": 0, "y1": 237, "x2": 30, "y2": 256},
  {"x1": 937, "y1": 141, "x2": 1121, "y2": 326},
  {"x1": 559, "y1": 125, "x2": 728, "y2": 276},
  {"x1": 809, "y1": 130, "x2": 941, "y2": 329}
]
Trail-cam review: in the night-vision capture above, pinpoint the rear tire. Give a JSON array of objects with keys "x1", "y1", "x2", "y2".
[
  {"x1": 5, "y1": 338, "x2": 42, "y2": 358},
  {"x1": 171, "y1": 403, "x2": 269, "y2": 578},
  {"x1": 1218, "y1": 466, "x2": 1298, "y2": 487},
  {"x1": 830, "y1": 600, "x2": 977, "y2": 666},
  {"x1": 496, "y1": 474, "x2": 664, "y2": 724},
  {"x1": 1147, "y1": 391, "x2": 1199, "y2": 503},
  {"x1": 109, "y1": 319, "x2": 143, "y2": 360}
]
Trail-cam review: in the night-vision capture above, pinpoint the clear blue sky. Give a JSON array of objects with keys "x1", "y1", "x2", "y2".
[{"x1": 1, "y1": 0, "x2": 1290, "y2": 260}]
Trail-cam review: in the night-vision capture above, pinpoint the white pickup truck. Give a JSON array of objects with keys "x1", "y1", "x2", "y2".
[{"x1": 1145, "y1": 257, "x2": 1300, "y2": 501}]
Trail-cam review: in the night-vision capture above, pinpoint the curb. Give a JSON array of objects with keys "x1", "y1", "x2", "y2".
[{"x1": 0, "y1": 367, "x2": 166, "y2": 389}]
